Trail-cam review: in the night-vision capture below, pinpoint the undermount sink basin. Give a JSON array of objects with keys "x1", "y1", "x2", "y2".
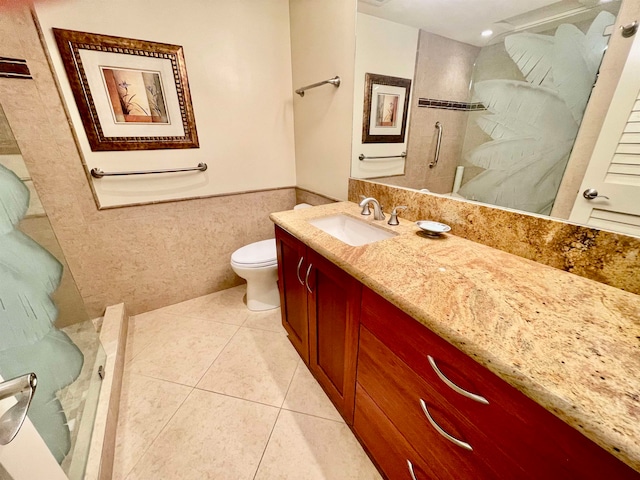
[{"x1": 308, "y1": 214, "x2": 397, "y2": 246}]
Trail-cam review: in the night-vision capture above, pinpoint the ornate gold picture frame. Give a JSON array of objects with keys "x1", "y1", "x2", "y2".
[{"x1": 53, "y1": 28, "x2": 199, "y2": 151}]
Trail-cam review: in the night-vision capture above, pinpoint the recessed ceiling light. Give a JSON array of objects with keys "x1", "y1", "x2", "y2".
[{"x1": 481, "y1": 30, "x2": 493, "y2": 37}]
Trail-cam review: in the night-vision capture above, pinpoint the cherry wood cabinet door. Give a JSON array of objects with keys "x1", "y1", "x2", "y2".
[
  {"x1": 275, "y1": 226, "x2": 309, "y2": 364},
  {"x1": 307, "y1": 249, "x2": 362, "y2": 424}
]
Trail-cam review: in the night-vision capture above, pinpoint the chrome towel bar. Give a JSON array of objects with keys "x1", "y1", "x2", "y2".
[
  {"x1": 359, "y1": 152, "x2": 406, "y2": 161},
  {"x1": 429, "y1": 122, "x2": 442, "y2": 168},
  {"x1": 295, "y1": 76, "x2": 341, "y2": 97},
  {"x1": 91, "y1": 162, "x2": 207, "y2": 179}
]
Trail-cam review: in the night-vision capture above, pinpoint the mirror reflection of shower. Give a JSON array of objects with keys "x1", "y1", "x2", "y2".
[{"x1": 457, "y1": 9, "x2": 617, "y2": 215}]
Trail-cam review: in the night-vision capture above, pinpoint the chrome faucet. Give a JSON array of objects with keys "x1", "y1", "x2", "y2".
[
  {"x1": 359, "y1": 197, "x2": 385, "y2": 220},
  {"x1": 387, "y1": 206, "x2": 407, "y2": 226}
]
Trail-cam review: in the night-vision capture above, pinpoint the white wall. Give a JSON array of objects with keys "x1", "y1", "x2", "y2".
[
  {"x1": 351, "y1": 14, "x2": 419, "y2": 179},
  {"x1": 35, "y1": 0, "x2": 296, "y2": 208},
  {"x1": 289, "y1": 0, "x2": 357, "y2": 201}
]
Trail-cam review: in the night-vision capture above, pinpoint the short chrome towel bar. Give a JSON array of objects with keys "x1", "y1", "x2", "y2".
[
  {"x1": 429, "y1": 121, "x2": 442, "y2": 168},
  {"x1": 91, "y1": 163, "x2": 207, "y2": 178},
  {"x1": 295, "y1": 76, "x2": 341, "y2": 97},
  {"x1": 359, "y1": 152, "x2": 406, "y2": 161}
]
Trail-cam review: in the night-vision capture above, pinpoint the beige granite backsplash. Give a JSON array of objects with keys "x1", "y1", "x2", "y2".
[{"x1": 349, "y1": 178, "x2": 640, "y2": 295}]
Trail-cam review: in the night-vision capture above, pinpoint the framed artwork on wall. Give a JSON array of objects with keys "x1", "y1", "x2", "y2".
[
  {"x1": 362, "y1": 73, "x2": 411, "y2": 144},
  {"x1": 53, "y1": 28, "x2": 199, "y2": 151}
]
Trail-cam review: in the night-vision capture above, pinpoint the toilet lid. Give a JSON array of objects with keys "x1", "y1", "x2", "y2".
[{"x1": 231, "y1": 239, "x2": 277, "y2": 267}]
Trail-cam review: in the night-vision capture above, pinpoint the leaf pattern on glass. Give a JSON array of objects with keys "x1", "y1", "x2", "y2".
[
  {"x1": 0, "y1": 163, "x2": 83, "y2": 462},
  {"x1": 460, "y1": 11, "x2": 616, "y2": 215}
]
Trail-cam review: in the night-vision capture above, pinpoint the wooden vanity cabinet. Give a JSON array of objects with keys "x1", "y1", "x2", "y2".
[
  {"x1": 356, "y1": 286, "x2": 640, "y2": 480},
  {"x1": 274, "y1": 225, "x2": 639, "y2": 478},
  {"x1": 275, "y1": 226, "x2": 361, "y2": 423}
]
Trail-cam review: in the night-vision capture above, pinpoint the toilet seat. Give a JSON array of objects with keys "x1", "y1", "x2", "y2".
[{"x1": 231, "y1": 239, "x2": 277, "y2": 268}]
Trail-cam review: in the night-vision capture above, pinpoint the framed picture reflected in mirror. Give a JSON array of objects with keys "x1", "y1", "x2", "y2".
[{"x1": 362, "y1": 73, "x2": 411, "y2": 144}]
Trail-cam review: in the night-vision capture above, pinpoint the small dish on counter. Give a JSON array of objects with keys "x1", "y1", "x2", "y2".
[{"x1": 416, "y1": 220, "x2": 451, "y2": 237}]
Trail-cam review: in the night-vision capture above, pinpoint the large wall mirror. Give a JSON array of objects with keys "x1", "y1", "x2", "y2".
[{"x1": 351, "y1": 0, "x2": 640, "y2": 238}]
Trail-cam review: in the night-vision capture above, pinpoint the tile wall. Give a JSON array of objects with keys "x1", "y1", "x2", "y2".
[{"x1": 374, "y1": 31, "x2": 480, "y2": 193}]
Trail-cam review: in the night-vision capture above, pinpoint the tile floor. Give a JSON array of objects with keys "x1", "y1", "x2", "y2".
[{"x1": 113, "y1": 284, "x2": 382, "y2": 480}]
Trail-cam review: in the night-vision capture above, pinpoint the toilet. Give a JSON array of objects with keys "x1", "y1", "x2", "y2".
[
  {"x1": 230, "y1": 203, "x2": 312, "y2": 311},
  {"x1": 231, "y1": 239, "x2": 280, "y2": 311}
]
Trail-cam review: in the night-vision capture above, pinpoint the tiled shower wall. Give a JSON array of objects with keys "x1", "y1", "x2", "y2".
[
  {"x1": 374, "y1": 31, "x2": 479, "y2": 192},
  {"x1": 0, "y1": 8, "x2": 296, "y2": 318}
]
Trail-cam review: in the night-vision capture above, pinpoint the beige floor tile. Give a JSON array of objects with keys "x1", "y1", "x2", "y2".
[
  {"x1": 197, "y1": 326, "x2": 300, "y2": 406},
  {"x1": 157, "y1": 284, "x2": 250, "y2": 326},
  {"x1": 254, "y1": 410, "x2": 382, "y2": 480},
  {"x1": 128, "y1": 319, "x2": 239, "y2": 386},
  {"x1": 282, "y1": 362, "x2": 343, "y2": 422},
  {"x1": 242, "y1": 307, "x2": 287, "y2": 333},
  {"x1": 126, "y1": 389, "x2": 279, "y2": 480},
  {"x1": 126, "y1": 312, "x2": 208, "y2": 362},
  {"x1": 112, "y1": 373, "x2": 192, "y2": 480}
]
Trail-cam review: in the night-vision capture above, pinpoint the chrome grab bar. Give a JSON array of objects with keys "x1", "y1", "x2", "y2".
[
  {"x1": 429, "y1": 122, "x2": 442, "y2": 168},
  {"x1": 358, "y1": 152, "x2": 406, "y2": 161},
  {"x1": 407, "y1": 460, "x2": 419, "y2": 480},
  {"x1": 295, "y1": 76, "x2": 341, "y2": 97},
  {"x1": 91, "y1": 162, "x2": 207, "y2": 179},
  {"x1": 427, "y1": 355, "x2": 489, "y2": 405},
  {"x1": 419, "y1": 398, "x2": 473, "y2": 451},
  {"x1": 305, "y1": 264, "x2": 313, "y2": 294},
  {"x1": 0, "y1": 373, "x2": 37, "y2": 445},
  {"x1": 296, "y1": 257, "x2": 305, "y2": 286}
]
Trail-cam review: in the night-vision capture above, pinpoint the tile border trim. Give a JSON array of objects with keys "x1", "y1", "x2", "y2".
[{"x1": 418, "y1": 97, "x2": 486, "y2": 111}]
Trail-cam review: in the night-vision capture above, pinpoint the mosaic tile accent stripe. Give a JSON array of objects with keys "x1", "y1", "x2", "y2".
[
  {"x1": 0, "y1": 56, "x2": 31, "y2": 79},
  {"x1": 418, "y1": 97, "x2": 486, "y2": 111}
]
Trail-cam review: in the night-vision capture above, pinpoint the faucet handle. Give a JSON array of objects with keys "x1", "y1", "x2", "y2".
[
  {"x1": 359, "y1": 196, "x2": 371, "y2": 216},
  {"x1": 388, "y1": 206, "x2": 407, "y2": 226}
]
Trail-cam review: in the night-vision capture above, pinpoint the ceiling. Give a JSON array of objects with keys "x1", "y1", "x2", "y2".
[{"x1": 357, "y1": 0, "x2": 619, "y2": 46}]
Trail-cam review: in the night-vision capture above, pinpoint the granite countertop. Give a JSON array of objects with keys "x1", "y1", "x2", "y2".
[{"x1": 270, "y1": 201, "x2": 640, "y2": 472}]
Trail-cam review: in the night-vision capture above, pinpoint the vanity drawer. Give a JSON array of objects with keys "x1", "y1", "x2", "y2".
[
  {"x1": 360, "y1": 287, "x2": 640, "y2": 479},
  {"x1": 354, "y1": 383, "x2": 437, "y2": 480},
  {"x1": 358, "y1": 326, "x2": 524, "y2": 479}
]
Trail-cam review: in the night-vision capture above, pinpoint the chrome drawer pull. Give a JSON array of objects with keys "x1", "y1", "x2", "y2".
[
  {"x1": 407, "y1": 459, "x2": 419, "y2": 480},
  {"x1": 296, "y1": 257, "x2": 305, "y2": 286},
  {"x1": 420, "y1": 398, "x2": 473, "y2": 451},
  {"x1": 305, "y1": 264, "x2": 313, "y2": 294},
  {"x1": 427, "y1": 355, "x2": 489, "y2": 405}
]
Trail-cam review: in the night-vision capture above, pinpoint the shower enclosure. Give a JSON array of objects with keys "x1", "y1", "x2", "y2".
[
  {"x1": 0, "y1": 103, "x2": 105, "y2": 479},
  {"x1": 456, "y1": 7, "x2": 620, "y2": 215}
]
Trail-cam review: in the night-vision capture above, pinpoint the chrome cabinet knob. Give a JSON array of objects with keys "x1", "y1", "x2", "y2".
[{"x1": 583, "y1": 188, "x2": 609, "y2": 200}]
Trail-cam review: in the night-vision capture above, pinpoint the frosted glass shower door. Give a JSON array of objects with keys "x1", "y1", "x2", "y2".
[{"x1": 0, "y1": 103, "x2": 104, "y2": 478}]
